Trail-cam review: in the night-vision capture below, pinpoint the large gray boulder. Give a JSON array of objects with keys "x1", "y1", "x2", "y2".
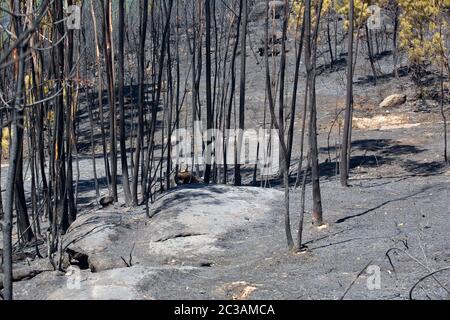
[
  {"x1": 61, "y1": 185, "x2": 280, "y2": 271},
  {"x1": 12, "y1": 185, "x2": 282, "y2": 300}
]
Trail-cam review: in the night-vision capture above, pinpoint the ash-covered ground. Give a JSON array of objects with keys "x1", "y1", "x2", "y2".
[{"x1": 2, "y1": 2, "x2": 450, "y2": 300}]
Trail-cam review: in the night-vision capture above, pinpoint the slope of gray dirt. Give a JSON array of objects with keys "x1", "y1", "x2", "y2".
[{"x1": 12, "y1": 171, "x2": 450, "y2": 300}]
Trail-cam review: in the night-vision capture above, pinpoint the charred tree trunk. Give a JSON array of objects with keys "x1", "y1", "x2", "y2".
[
  {"x1": 90, "y1": 0, "x2": 111, "y2": 188},
  {"x1": 15, "y1": 125, "x2": 34, "y2": 242},
  {"x1": 132, "y1": 0, "x2": 149, "y2": 205},
  {"x1": 224, "y1": 2, "x2": 242, "y2": 184},
  {"x1": 365, "y1": 25, "x2": 378, "y2": 85},
  {"x1": 235, "y1": 0, "x2": 247, "y2": 186},
  {"x1": 2, "y1": 0, "x2": 27, "y2": 300},
  {"x1": 102, "y1": 0, "x2": 118, "y2": 201},
  {"x1": 340, "y1": 0, "x2": 354, "y2": 187},
  {"x1": 265, "y1": 0, "x2": 294, "y2": 249},
  {"x1": 278, "y1": 0, "x2": 288, "y2": 177},
  {"x1": 204, "y1": 0, "x2": 213, "y2": 184},
  {"x1": 287, "y1": 12, "x2": 305, "y2": 170},
  {"x1": 305, "y1": 0, "x2": 324, "y2": 226},
  {"x1": 65, "y1": 0, "x2": 76, "y2": 225},
  {"x1": 392, "y1": 5, "x2": 400, "y2": 79},
  {"x1": 54, "y1": 0, "x2": 68, "y2": 232},
  {"x1": 118, "y1": 0, "x2": 132, "y2": 204}
]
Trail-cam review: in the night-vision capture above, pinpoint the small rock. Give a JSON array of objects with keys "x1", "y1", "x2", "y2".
[
  {"x1": 379, "y1": 94, "x2": 407, "y2": 108},
  {"x1": 221, "y1": 281, "x2": 257, "y2": 300},
  {"x1": 175, "y1": 170, "x2": 200, "y2": 185},
  {"x1": 200, "y1": 262, "x2": 212, "y2": 267},
  {"x1": 99, "y1": 196, "x2": 114, "y2": 208}
]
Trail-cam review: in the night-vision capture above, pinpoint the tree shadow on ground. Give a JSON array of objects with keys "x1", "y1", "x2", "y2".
[
  {"x1": 317, "y1": 138, "x2": 430, "y2": 179},
  {"x1": 335, "y1": 183, "x2": 447, "y2": 225},
  {"x1": 371, "y1": 50, "x2": 393, "y2": 62},
  {"x1": 400, "y1": 160, "x2": 447, "y2": 175},
  {"x1": 317, "y1": 57, "x2": 347, "y2": 75},
  {"x1": 77, "y1": 176, "x2": 117, "y2": 194},
  {"x1": 355, "y1": 66, "x2": 410, "y2": 86},
  {"x1": 266, "y1": 138, "x2": 446, "y2": 187},
  {"x1": 320, "y1": 138, "x2": 424, "y2": 156}
]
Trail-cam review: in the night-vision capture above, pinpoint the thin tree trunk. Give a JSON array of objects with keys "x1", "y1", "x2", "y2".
[
  {"x1": 327, "y1": 14, "x2": 334, "y2": 64},
  {"x1": 365, "y1": 24, "x2": 377, "y2": 85},
  {"x1": 118, "y1": 0, "x2": 132, "y2": 204},
  {"x1": 265, "y1": 0, "x2": 294, "y2": 249},
  {"x1": 87, "y1": 86, "x2": 100, "y2": 199},
  {"x1": 287, "y1": 9, "x2": 306, "y2": 170},
  {"x1": 144, "y1": 0, "x2": 173, "y2": 213},
  {"x1": 102, "y1": 0, "x2": 118, "y2": 201},
  {"x1": 224, "y1": 3, "x2": 242, "y2": 184},
  {"x1": 441, "y1": 66, "x2": 448, "y2": 163},
  {"x1": 90, "y1": 0, "x2": 111, "y2": 189},
  {"x1": 15, "y1": 129, "x2": 34, "y2": 242},
  {"x1": 132, "y1": 0, "x2": 149, "y2": 205},
  {"x1": 54, "y1": 0, "x2": 68, "y2": 233},
  {"x1": 204, "y1": 0, "x2": 213, "y2": 184},
  {"x1": 65, "y1": 0, "x2": 76, "y2": 225},
  {"x1": 235, "y1": 0, "x2": 247, "y2": 186},
  {"x1": 2, "y1": 0, "x2": 27, "y2": 300},
  {"x1": 340, "y1": 0, "x2": 354, "y2": 188},
  {"x1": 305, "y1": 0, "x2": 324, "y2": 226},
  {"x1": 278, "y1": 0, "x2": 288, "y2": 177},
  {"x1": 393, "y1": 6, "x2": 399, "y2": 78},
  {"x1": 297, "y1": 154, "x2": 310, "y2": 249}
]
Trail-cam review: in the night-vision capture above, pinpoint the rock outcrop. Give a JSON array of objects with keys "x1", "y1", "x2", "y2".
[{"x1": 13, "y1": 185, "x2": 282, "y2": 300}]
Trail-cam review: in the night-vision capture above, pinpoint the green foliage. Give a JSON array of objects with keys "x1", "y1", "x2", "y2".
[{"x1": 398, "y1": 0, "x2": 450, "y2": 73}]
